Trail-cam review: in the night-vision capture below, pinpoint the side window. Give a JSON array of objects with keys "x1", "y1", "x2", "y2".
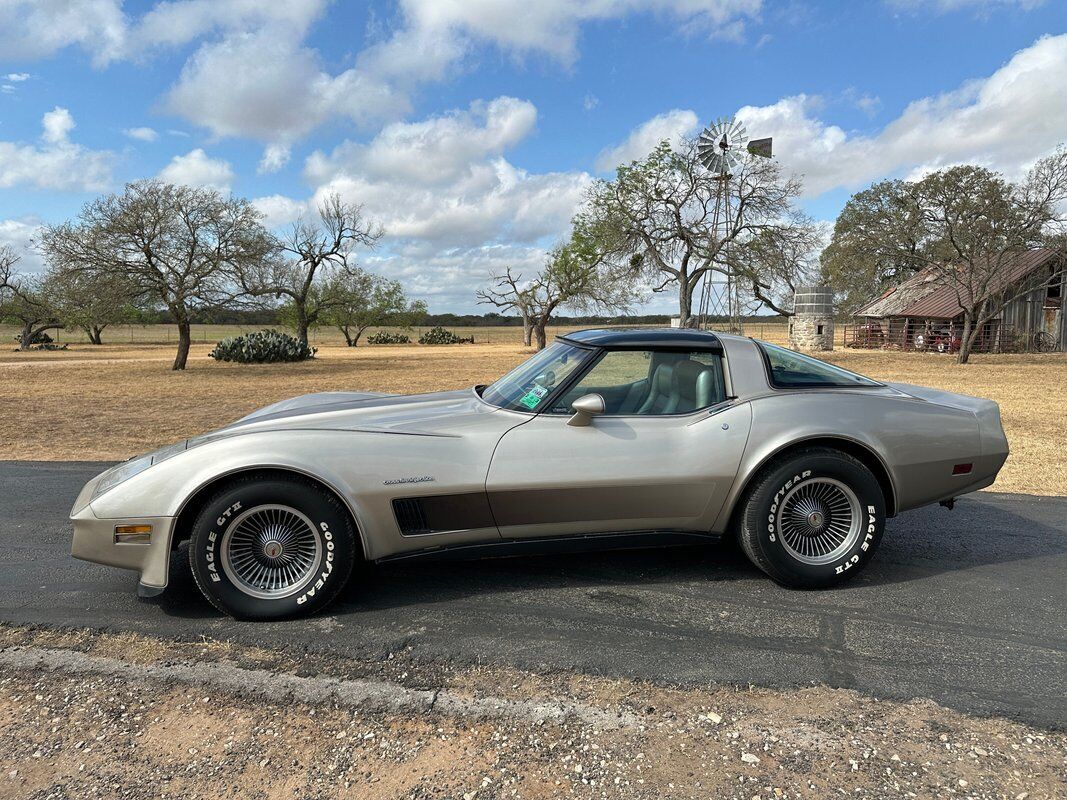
[
  {"x1": 757, "y1": 341, "x2": 880, "y2": 388},
  {"x1": 551, "y1": 349, "x2": 727, "y2": 415}
]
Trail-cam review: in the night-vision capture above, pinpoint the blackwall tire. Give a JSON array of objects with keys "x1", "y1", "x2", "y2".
[
  {"x1": 737, "y1": 448, "x2": 885, "y2": 589},
  {"x1": 189, "y1": 475, "x2": 358, "y2": 620}
]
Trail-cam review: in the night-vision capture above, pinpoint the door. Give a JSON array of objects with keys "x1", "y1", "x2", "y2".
[{"x1": 485, "y1": 348, "x2": 752, "y2": 539}]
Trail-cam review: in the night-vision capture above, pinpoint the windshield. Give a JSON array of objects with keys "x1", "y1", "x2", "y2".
[
  {"x1": 757, "y1": 341, "x2": 881, "y2": 388},
  {"x1": 481, "y1": 341, "x2": 591, "y2": 412}
]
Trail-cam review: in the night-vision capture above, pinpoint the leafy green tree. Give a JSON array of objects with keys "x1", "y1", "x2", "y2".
[
  {"x1": 579, "y1": 138, "x2": 803, "y2": 324},
  {"x1": 38, "y1": 181, "x2": 274, "y2": 370},
  {"x1": 478, "y1": 239, "x2": 641, "y2": 350},
  {"x1": 319, "y1": 268, "x2": 426, "y2": 346},
  {"x1": 820, "y1": 180, "x2": 927, "y2": 316},
  {"x1": 822, "y1": 147, "x2": 1067, "y2": 363},
  {"x1": 43, "y1": 265, "x2": 142, "y2": 344},
  {"x1": 0, "y1": 247, "x2": 63, "y2": 349}
]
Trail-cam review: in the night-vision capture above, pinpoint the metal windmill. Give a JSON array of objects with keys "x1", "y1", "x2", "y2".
[{"x1": 694, "y1": 116, "x2": 773, "y2": 334}]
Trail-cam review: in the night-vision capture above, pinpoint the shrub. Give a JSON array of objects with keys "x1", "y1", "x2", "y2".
[
  {"x1": 367, "y1": 331, "x2": 411, "y2": 345},
  {"x1": 418, "y1": 326, "x2": 474, "y2": 345},
  {"x1": 209, "y1": 329, "x2": 316, "y2": 364}
]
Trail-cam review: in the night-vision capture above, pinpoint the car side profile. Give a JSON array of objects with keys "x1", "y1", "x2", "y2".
[{"x1": 71, "y1": 328, "x2": 1009, "y2": 620}]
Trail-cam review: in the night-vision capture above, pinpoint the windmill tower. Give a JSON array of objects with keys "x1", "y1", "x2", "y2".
[{"x1": 694, "y1": 117, "x2": 773, "y2": 335}]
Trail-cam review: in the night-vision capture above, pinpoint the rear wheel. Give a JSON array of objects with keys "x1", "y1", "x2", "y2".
[
  {"x1": 189, "y1": 475, "x2": 358, "y2": 620},
  {"x1": 737, "y1": 448, "x2": 885, "y2": 589}
]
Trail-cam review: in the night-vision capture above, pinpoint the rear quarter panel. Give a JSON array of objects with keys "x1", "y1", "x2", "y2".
[{"x1": 713, "y1": 390, "x2": 984, "y2": 529}]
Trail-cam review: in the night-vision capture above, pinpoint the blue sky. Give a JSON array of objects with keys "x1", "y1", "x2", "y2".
[{"x1": 1, "y1": 0, "x2": 1065, "y2": 313}]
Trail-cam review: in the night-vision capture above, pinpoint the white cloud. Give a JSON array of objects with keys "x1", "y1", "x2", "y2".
[
  {"x1": 257, "y1": 144, "x2": 291, "y2": 174},
  {"x1": 157, "y1": 148, "x2": 234, "y2": 192},
  {"x1": 163, "y1": 30, "x2": 407, "y2": 144},
  {"x1": 0, "y1": 0, "x2": 126, "y2": 67},
  {"x1": 0, "y1": 216, "x2": 44, "y2": 272},
  {"x1": 0, "y1": 108, "x2": 112, "y2": 191},
  {"x1": 388, "y1": 0, "x2": 764, "y2": 68},
  {"x1": 129, "y1": 0, "x2": 327, "y2": 51},
  {"x1": 123, "y1": 126, "x2": 158, "y2": 142},
  {"x1": 302, "y1": 97, "x2": 587, "y2": 248},
  {"x1": 3, "y1": 72, "x2": 29, "y2": 82},
  {"x1": 41, "y1": 107, "x2": 75, "y2": 144},
  {"x1": 1, "y1": 0, "x2": 764, "y2": 154},
  {"x1": 0, "y1": 0, "x2": 329, "y2": 65},
  {"x1": 366, "y1": 241, "x2": 551, "y2": 310},
  {"x1": 252, "y1": 194, "x2": 309, "y2": 229},
  {"x1": 887, "y1": 0, "x2": 1045, "y2": 13},
  {"x1": 306, "y1": 97, "x2": 538, "y2": 188},
  {"x1": 734, "y1": 33, "x2": 1067, "y2": 195},
  {"x1": 595, "y1": 109, "x2": 700, "y2": 172}
]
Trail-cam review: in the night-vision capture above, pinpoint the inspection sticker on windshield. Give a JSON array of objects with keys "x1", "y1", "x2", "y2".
[{"x1": 519, "y1": 384, "x2": 549, "y2": 409}]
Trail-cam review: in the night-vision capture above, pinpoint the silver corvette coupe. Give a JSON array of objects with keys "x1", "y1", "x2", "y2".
[{"x1": 72, "y1": 328, "x2": 1008, "y2": 620}]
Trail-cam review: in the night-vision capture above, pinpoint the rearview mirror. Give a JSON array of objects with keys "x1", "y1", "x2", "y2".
[{"x1": 567, "y1": 393, "x2": 605, "y2": 427}]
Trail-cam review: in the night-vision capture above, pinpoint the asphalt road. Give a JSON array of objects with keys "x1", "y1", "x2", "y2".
[{"x1": 2, "y1": 461, "x2": 1065, "y2": 729}]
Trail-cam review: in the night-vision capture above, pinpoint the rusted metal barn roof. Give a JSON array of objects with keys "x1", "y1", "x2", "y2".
[{"x1": 856, "y1": 248, "x2": 1061, "y2": 320}]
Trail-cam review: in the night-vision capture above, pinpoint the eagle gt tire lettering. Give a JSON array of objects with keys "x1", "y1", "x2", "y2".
[
  {"x1": 190, "y1": 475, "x2": 357, "y2": 620},
  {"x1": 738, "y1": 447, "x2": 885, "y2": 589}
]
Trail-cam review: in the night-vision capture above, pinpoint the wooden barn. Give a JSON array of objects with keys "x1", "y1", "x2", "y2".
[{"x1": 844, "y1": 248, "x2": 1066, "y2": 353}]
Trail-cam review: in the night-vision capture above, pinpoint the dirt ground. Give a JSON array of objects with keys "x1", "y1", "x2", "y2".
[
  {"x1": 0, "y1": 626, "x2": 1063, "y2": 800},
  {"x1": 1, "y1": 335, "x2": 1064, "y2": 495}
]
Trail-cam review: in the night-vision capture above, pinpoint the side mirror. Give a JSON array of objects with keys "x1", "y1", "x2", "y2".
[{"x1": 567, "y1": 393, "x2": 605, "y2": 427}]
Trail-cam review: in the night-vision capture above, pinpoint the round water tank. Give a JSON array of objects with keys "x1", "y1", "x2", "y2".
[
  {"x1": 793, "y1": 286, "x2": 834, "y2": 315},
  {"x1": 790, "y1": 285, "x2": 835, "y2": 351}
]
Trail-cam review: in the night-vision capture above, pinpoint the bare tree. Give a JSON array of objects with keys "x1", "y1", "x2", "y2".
[
  {"x1": 319, "y1": 269, "x2": 426, "y2": 346},
  {"x1": 38, "y1": 181, "x2": 274, "y2": 370},
  {"x1": 727, "y1": 214, "x2": 823, "y2": 315},
  {"x1": 0, "y1": 247, "x2": 63, "y2": 349},
  {"x1": 476, "y1": 268, "x2": 537, "y2": 346},
  {"x1": 579, "y1": 138, "x2": 802, "y2": 324},
  {"x1": 240, "y1": 193, "x2": 384, "y2": 346}
]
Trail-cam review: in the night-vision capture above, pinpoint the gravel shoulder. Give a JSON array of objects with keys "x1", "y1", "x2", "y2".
[{"x1": 1, "y1": 626, "x2": 1064, "y2": 799}]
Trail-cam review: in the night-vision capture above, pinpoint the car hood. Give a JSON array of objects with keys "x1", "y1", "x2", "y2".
[{"x1": 213, "y1": 388, "x2": 506, "y2": 438}]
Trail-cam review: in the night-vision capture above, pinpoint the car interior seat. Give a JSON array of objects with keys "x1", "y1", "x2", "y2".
[
  {"x1": 636, "y1": 363, "x2": 675, "y2": 414},
  {"x1": 665, "y1": 359, "x2": 726, "y2": 413}
]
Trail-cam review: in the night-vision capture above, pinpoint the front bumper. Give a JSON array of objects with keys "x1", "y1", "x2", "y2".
[{"x1": 71, "y1": 503, "x2": 175, "y2": 596}]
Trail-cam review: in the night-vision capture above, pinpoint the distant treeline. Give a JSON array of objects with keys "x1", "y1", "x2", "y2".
[{"x1": 143, "y1": 309, "x2": 790, "y2": 327}]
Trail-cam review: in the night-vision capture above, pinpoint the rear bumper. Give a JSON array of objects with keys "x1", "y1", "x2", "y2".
[{"x1": 70, "y1": 504, "x2": 175, "y2": 594}]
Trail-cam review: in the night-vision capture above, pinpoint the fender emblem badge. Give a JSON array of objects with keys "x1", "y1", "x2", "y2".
[{"x1": 383, "y1": 476, "x2": 436, "y2": 486}]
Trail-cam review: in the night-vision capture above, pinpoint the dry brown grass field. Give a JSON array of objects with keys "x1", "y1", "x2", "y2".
[{"x1": 1, "y1": 324, "x2": 1063, "y2": 496}]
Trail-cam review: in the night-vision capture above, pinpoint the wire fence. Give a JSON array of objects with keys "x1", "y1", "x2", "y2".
[{"x1": 4, "y1": 322, "x2": 797, "y2": 348}]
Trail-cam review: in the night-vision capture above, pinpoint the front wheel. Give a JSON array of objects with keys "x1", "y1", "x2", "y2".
[
  {"x1": 737, "y1": 448, "x2": 885, "y2": 589},
  {"x1": 189, "y1": 475, "x2": 358, "y2": 620}
]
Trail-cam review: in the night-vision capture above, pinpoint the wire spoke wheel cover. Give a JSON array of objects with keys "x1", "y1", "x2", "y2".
[
  {"x1": 775, "y1": 477, "x2": 862, "y2": 566},
  {"x1": 220, "y1": 504, "x2": 322, "y2": 600}
]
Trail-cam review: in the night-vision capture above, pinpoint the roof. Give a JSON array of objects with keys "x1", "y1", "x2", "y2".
[
  {"x1": 559, "y1": 327, "x2": 723, "y2": 349},
  {"x1": 856, "y1": 249, "x2": 1061, "y2": 320}
]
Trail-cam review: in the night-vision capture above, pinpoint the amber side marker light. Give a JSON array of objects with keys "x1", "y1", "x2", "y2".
[
  {"x1": 114, "y1": 524, "x2": 152, "y2": 544},
  {"x1": 952, "y1": 463, "x2": 973, "y2": 476}
]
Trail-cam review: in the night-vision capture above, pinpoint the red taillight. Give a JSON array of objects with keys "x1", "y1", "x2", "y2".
[{"x1": 952, "y1": 463, "x2": 973, "y2": 475}]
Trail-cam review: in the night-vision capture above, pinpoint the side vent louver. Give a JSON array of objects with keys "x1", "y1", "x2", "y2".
[{"x1": 393, "y1": 498, "x2": 431, "y2": 535}]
